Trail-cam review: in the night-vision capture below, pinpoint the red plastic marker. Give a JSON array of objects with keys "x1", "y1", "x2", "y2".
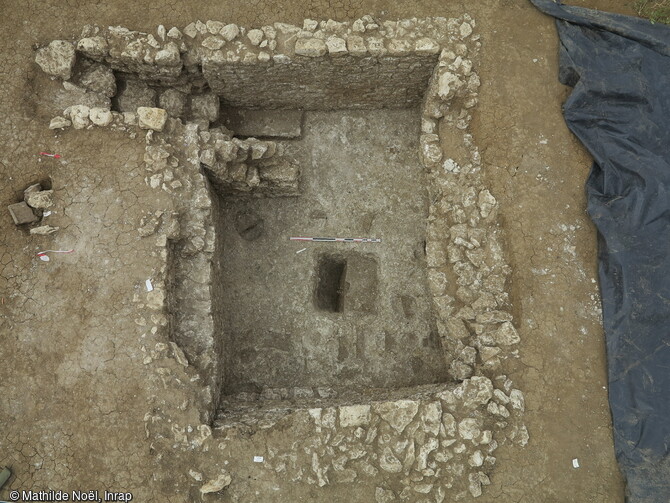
[
  {"x1": 36, "y1": 249, "x2": 74, "y2": 262},
  {"x1": 39, "y1": 152, "x2": 62, "y2": 159}
]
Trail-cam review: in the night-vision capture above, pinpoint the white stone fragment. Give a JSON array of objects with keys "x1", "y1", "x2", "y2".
[
  {"x1": 387, "y1": 39, "x2": 411, "y2": 56},
  {"x1": 454, "y1": 376, "x2": 494, "y2": 410},
  {"x1": 146, "y1": 34, "x2": 160, "y2": 48},
  {"x1": 155, "y1": 42, "x2": 180, "y2": 66},
  {"x1": 367, "y1": 38, "x2": 386, "y2": 56},
  {"x1": 421, "y1": 401, "x2": 442, "y2": 436},
  {"x1": 460, "y1": 22, "x2": 473, "y2": 38},
  {"x1": 493, "y1": 389, "x2": 510, "y2": 404},
  {"x1": 49, "y1": 116, "x2": 71, "y2": 129},
  {"x1": 421, "y1": 134, "x2": 442, "y2": 166},
  {"x1": 89, "y1": 107, "x2": 112, "y2": 126},
  {"x1": 199, "y1": 148, "x2": 215, "y2": 167},
  {"x1": 262, "y1": 25, "x2": 277, "y2": 39},
  {"x1": 76, "y1": 36, "x2": 109, "y2": 60},
  {"x1": 479, "y1": 430, "x2": 492, "y2": 445},
  {"x1": 438, "y1": 71, "x2": 463, "y2": 100},
  {"x1": 352, "y1": 19, "x2": 366, "y2": 33},
  {"x1": 416, "y1": 437, "x2": 439, "y2": 471},
  {"x1": 123, "y1": 112, "x2": 137, "y2": 125},
  {"x1": 167, "y1": 27, "x2": 182, "y2": 39},
  {"x1": 69, "y1": 105, "x2": 90, "y2": 129},
  {"x1": 247, "y1": 29, "x2": 264, "y2": 46},
  {"x1": 206, "y1": 20, "x2": 225, "y2": 34},
  {"x1": 200, "y1": 471, "x2": 231, "y2": 494},
  {"x1": 468, "y1": 472, "x2": 483, "y2": 497},
  {"x1": 157, "y1": 24, "x2": 166, "y2": 40},
  {"x1": 326, "y1": 37, "x2": 347, "y2": 56},
  {"x1": 30, "y1": 225, "x2": 59, "y2": 236},
  {"x1": 379, "y1": 447, "x2": 402, "y2": 473},
  {"x1": 303, "y1": 19, "x2": 318, "y2": 31},
  {"x1": 415, "y1": 37, "x2": 440, "y2": 54},
  {"x1": 346, "y1": 36, "x2": 367, "y2": 56},
  {"x1": 221, "y1": 23, "x2": 240, "y2": 41},
  {"x1": 493, "y1": 321, "x2": 520, "y2": 345},
  {"x1": 169, "y1": 342, "x2": 189, "y2": 367},
  {"x1": 458, "y1": 418, "x2": 481, "y2": 440},
  {"x1": 375, "y1": 487, "x2": 396, "y2": 503},
  {"x1": 509, "y1": 389, "x2": 525, "y2": 411},
  {"x1": 36, "y1": 40, "x2": 76, "y2": 80},
  {"x1": 202, "y1": 36, "x2": 225, "y2": 50},
  {"x1": 137, "y1": 107, "x2": 168, "y2": 131},
  {"x1": 295, "y1": 38, "x2": 327, "y2": 57},
  {"x1": 183, "y1": 22, "x2": 198, "y2": 38},
  {"x1": 195, "y1": 20, "x2": 207, "y2": 34},
  {"x1": 478, "y1": 189, "x2": 497, "y2": 218},
  {"x1": 374, "y1": 400, "x2": 418, "y2": 434},
  {"x1": 339, "y1": 404, "x2": 370, "y2": 427},
  {"x1": 469, "y1": 450, "x2": 484, "y2": 467}
]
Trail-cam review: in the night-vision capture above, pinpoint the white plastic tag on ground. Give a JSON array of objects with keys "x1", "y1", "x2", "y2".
[
  {"x1": 572, "y1": 458, "x2": 580, "y2": 469},
  {"x1": 253, "y1": 456, "x2": 264, "y2": 463},
  {"x1": 145, "y1": 279, "x2": 153, "y2": 292}
]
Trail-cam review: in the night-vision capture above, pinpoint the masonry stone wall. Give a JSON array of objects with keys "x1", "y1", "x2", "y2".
[{"x1": 202, "y1": 54, "x2": 437, "y2": 109}]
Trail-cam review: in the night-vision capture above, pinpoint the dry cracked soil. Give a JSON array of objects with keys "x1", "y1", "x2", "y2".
[{"x1": 0, "y1": 0, "x2": 637, "y2": 501}]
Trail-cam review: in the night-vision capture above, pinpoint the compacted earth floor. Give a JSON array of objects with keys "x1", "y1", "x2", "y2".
[
  {"x1": 0, "y1": 0, "x2": 636, "y2": 501},
  {"x1": 220, "y1": 109, "x2": 446, "y2": 396}
]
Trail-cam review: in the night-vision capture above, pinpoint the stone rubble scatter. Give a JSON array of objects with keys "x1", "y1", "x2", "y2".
[
  {"x1": 7, "y1": 182, "x2": 58, "y2": 231},
  {"x1": 198, "y1": 129, "x2": 300, "y2": 196}
]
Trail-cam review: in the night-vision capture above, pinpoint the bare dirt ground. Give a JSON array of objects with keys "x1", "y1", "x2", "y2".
[{"x1": 0, "y1": 0, "x2": 636, "y2": 501}]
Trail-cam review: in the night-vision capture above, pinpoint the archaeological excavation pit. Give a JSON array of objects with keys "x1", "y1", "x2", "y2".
[
  {"x1": 215, "y1": 108, "x2": 448, "y2": 406},
  {"x1": 128, "y1": 18, "x2": 522, "y2": 429},
  {"x1": 32, "y1": 16, "x2": 527, "y2": 498}
]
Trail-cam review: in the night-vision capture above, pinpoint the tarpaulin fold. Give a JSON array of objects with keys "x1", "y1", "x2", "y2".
[{"x1": 530, "y1": 1, "x2": 670, "y2": 501}]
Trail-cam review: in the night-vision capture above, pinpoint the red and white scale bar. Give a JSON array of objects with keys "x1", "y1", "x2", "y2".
[
  {"x1": 289, "y1": 236, "x2": 382, "y2": 243},
  {"x1": 36, "y1": 249, "x2": 74, "y2": 261}
]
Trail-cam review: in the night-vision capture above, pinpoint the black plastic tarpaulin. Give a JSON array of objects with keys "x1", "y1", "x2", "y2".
[{"x1": 530, "y1": 1, "x2": 670, "y2": 501}]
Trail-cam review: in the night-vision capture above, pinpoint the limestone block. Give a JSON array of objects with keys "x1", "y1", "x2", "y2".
[
  {"x1": 89, "y1": 107, "x2": 113, "y2": 126},
  {"x1": 190, "y1": 93, "x2": 220, "y2": 123},
  {"x1": 78, "y1": 63, "x2": 116, "y2": 97},
  {"x1": 49, "y1": 116, "x2": 71, "y2": 129},
  {"x1": 30, "y1": 225, "x2": 59, "y2": 235},
  {"x1": 116, "y1": 80, "x2": 156, "y2": 112},
  {"x1": 339, "y1": 404, "x2": 370, "y2": 427},
  {"x1": 159, "y1": 88, "x2": 187, "y2": 117},
  {"x1": 25, "y1": 190, "x2": 54, "y2": 209},
  {"x1": 200, "y1": 471, "x2": 231, "y2": 494},
  {"x1": 221, "y1": 24, "x2": 240, "y2": 41},
  {"x1": 137, "y1": 107, "x2": 168, "y2": 131},
  {"x1": 36, "y1": 40, "x2": 76, "y2": 79},
  {"x1": 295, "y1": 38, "x2": 327, "y2": 57},
  {"x1": 76, "y1": 36, "x2": 109, "y2": 60}
]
